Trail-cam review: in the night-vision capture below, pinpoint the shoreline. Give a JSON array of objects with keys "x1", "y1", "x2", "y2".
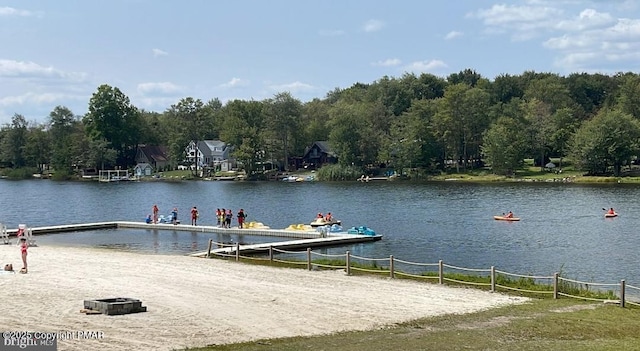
[{"x1": 0, "y1": 245, "x2": 528, "y2": 351}]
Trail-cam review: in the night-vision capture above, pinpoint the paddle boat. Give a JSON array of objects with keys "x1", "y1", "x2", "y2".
[
  {"x1": 493, "y1": 215, "x2": 520, "y2": 221},
  {"x1": 310, "y1": 217, "x2": 342, "y2": 227},
  {"x1": 346, "y1": 226, "x2": 376, "y2": 236}
]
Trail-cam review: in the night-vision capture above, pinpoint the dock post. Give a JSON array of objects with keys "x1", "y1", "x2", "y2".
[
  {"x1": 345, "y1": 251, "x2": 351, "y2": 275},
  {"x1": 206, "y1": 239, "x2": 213, "y2": 258},
  {"x1": 490, "y1": 266, "x2": 495, "y2": 292},
  {"x1": 621, "y1": 280, "x2": 626, "y2": 308},
  {"x1": 235, "y1": 243, "x2": 240, "y2": 261},
  {"x1": 389, "y1": 255, "x2": 394, "y2": 279},
  {"x1": 307, "y1": 248, "x2": 312, "y2": 270}
]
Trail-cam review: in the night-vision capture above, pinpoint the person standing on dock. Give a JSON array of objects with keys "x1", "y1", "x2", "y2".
[
  {"x1": 152, "y1": 204, "x2": 159, "y2": 224},
  {"x1": 237, "y1": 209, "x2": 246, "y2": 228},
  {"x1": 191, "y1": 206, "x2": 199, "y2": 226},
  {"x1": 171, "y1": 207, "x2": 178, "y2": 225}
]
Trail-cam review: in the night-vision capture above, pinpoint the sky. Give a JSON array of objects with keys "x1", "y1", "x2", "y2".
[{"x1": 2, "y1": 0, "x2": 640, "y2": 125}]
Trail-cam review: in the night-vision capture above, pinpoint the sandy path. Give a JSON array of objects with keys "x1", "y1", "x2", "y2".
[{"x1": 0, "y1": 244, "x2": 528, "y2": 351}]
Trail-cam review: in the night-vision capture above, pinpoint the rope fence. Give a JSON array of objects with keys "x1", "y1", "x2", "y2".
[{"x1": 204, "y1": 239, "x2": 639, "y2": 308}]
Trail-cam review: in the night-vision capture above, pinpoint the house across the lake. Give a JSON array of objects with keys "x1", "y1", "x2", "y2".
[
  {"x1": 135, "y1": 145, "x2": 170, "y2": 171},
  {"x1": 301, "y1": 141, "x2": 337, "y2": 170},
  {"x1": 185, "y1": 140, "x2": 235, "y2": 171}
]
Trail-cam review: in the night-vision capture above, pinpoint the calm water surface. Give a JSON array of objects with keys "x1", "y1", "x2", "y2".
[{"x1": 0, "y1": 179, "x2": 638, "y2": 284}]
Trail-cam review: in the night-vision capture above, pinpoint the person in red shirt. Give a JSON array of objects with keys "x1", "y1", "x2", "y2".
[
  {"x1": 237, "y1": 209, "x2": 246, "y2": 229},
  {"x1": 190, "y1": 206, "x2": 199, "y2": 226},
  {"x1": 152, "y1": 204, "x2": 159, "y2": 224}
]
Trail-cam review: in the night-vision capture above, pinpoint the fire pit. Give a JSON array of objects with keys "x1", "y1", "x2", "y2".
[{"x1": 83, "y1": 298, "x2": 147, "y2": 315}]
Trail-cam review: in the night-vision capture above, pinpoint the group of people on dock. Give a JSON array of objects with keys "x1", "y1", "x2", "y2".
[
  {"x1": 216, "y1": 208, "x2": 246, "y2": 228},
  {"x1": 147, "y1": 204, "x2": 247, "y2": 228}
]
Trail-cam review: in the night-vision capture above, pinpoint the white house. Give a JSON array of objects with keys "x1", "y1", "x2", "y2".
[
  {"x1": 184, "y1": 140, "x2": 234, "y2": 171},
  {"x1": 134, "y1": 163, "x2": 153, "y2": 177}
]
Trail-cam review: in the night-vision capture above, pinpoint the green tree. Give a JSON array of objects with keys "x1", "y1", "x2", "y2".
[
  {"x1": 48, "y1": 106, "x2": 78, "y2": 174},
  {"x1": 166, "y1": 97, "x2": 209, "y2": 176},
  {"x1": 84, "y1": 84, "x2": 141, "y2": 167},
  {"x1": 570, "y1": 110, "x2": 640, "y2": 176},
  {"x1": 482, "y1": 117, "x2": 528, "y2": 175},
  {"x1": 327, "y1": 101, "x2": 377, "y2": 167},
  {"x1": 23, "y1": 125, "x2": 50, "y2": 172},
  {"x1": 0, "y1": 114, "x2": 29, "y2": 168},
  {"x1": 264, "y1": 92, "x2": 303, "y2": 171},
  {"x1": 219, "y1": 99, "x2": 266, "y2": 174}
]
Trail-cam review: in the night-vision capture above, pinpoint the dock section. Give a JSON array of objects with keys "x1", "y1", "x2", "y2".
[
  {"x1": 2, "y1": 221, "x2": 382, "y2": 254},
  {"x1": 190, "y1": 233, "x2": 382, "y2": 257}
]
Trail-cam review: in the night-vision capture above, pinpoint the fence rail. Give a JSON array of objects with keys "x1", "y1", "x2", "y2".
[{"x1": 204, "y1": 239, "x2": 638, "y2": 308}]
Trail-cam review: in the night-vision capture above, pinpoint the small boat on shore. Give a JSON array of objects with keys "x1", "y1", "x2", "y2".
[{"x1": 493, "y1": 215, "x2": 520, "y2": 221}]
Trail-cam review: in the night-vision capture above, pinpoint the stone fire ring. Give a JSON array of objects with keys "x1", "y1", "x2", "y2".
[{"x1": 83, "y1": 297, "x2": 147, "y2": 315}]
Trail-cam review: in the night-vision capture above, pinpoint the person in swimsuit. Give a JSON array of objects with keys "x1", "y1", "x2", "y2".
[
  {"x1": 19, "y1": 237, "x2": 28, "y2": 274},
  {"x1": 191, "y1": 206, "x2": 199, "y2": 226},
  {"x1": 152, "y1": 204, "x2": 159, "y2": 224}
]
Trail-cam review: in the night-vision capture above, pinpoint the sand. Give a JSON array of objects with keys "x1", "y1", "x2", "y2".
[{"x1": 0, "y1": 244, "x2": 529, "y2": 351}]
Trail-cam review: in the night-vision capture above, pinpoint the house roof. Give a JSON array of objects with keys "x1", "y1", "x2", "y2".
[
  {"x1": 197, "y1": 140, "x2": 227, "y2": 154},
  {"x1": 134, "y1": 162, "x2": 152, "y2": 169},
  {"x1": 303, "y1": 141, "x2": 336, "y2": 159},
  {"x1": 139, "y1": 145, "x2": 169, "y2": 162}
]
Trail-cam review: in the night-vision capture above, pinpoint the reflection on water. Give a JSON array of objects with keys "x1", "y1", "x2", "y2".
[{"x1": 2, "y1": 179, "x2": 640, "y2": 283}]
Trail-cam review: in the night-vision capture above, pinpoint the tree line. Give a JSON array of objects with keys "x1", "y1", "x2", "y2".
[{"x1": 2, "y1": 69, "x2": 640, "y2": 179}]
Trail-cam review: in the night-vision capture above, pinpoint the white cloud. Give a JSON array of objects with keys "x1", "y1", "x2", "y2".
[
  {"x1": 444, "y1": 31, "x2": 464, "y2": 40},
  {"x1": 219, "y1": 77, "x2": 249, "y2": 88},
  {"x1": 0, "y1": 6, "x2": 35, "y2": 16},
  {"x1": 152, "y1": 48, "x2": 168, "y2": 57},
  {"x1": 0, "y1": 92, "x2": 87, "y2": 111},
  {"x1": 0, "y1": 59, "x2": 85, "y2": 81},
  {"x1": 372, "y1": 58, "x2": 402, "y2": 67},
  {"x1": 404, "y1": 60, "x2": 448, "y2": 72},
  {"x1": 137, "y1": 82, "x2": 184, "y2": 96},
  {"x1": 555, "y1": 8, "x2": 615, "y2": 31},
  {"x1": 268, "y1": 81, "x2": 315, "y2": 93},
  {"x1": 468, "y1": 4, "x2": 563, "y2": 40},
  {"x1": 362, "y1": 19, "x2": 385, "y2": 33},
  {"x1": 319, "y1": 29, "x2": 345, "y2": 36}
]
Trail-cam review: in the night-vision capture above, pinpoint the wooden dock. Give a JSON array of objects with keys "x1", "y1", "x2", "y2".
[
  {"x1": 2, "y1": 221, "x2": 382, "y2": 254},
  {"x1": 190, "y1": 233, "x2": 382, "y2": 257}
]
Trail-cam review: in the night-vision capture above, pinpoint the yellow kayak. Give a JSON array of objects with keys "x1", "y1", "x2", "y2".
[{"x1": 494, "y1": 216, "x2": 520, "y2": 221}]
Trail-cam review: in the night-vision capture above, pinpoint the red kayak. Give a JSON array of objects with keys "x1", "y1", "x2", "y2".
[{"x1": 604, "y1": 213, "x2": 618, "y2": 218}]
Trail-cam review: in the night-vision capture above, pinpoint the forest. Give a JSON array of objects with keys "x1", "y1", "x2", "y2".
[{"x1": 1, "y1": 68, "x2": 640, "y2": 179}]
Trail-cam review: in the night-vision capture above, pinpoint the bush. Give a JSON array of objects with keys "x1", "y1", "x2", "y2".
[{"x1": 316, "y1": 164, "x2": 362, "y2": 181}]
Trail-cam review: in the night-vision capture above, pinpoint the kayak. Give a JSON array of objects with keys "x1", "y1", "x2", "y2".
[
  {"x1": 604, "y1": 213, "x2": 618, "y2": 218},
  {"x1": 494, "y1": 216, "x2": 520, "y2": 221}
]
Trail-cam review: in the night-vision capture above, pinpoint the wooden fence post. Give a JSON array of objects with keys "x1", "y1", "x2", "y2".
[
  {"x1": 235, "y1": 242, "x2": 240, "y2": 261},
  {"x1": 307, "y1": 248, "x2": 312, "y2": 270},
  {"x1": 621, "y1": 279, "x2": 626, "y2": 308},
  {"x1": 553, "y1": 273, "x2": 559, "y2": 299},
  {"x1": 346, "y1": 251, "x2": 351, "y2": 275},
  {"x1": 438, "y1": 260, "x2": 443, "y2": 284},
  {"x1": 490, "y1": 266, "x2": 495, "y2": 292},
  {"x1": 269, "y1": 245, "x2": 273, "y2": 263},
  {"x1": 389, "y1": 255, "x2": 394, "y2": 279},
  {"x1": 206, "y1": 239, "x2": 213, "y2": 258}
]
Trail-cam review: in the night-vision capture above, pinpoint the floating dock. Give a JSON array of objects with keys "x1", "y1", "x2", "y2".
[{"x1": 2, "y1": 221, "x2": 382, "y2": 254}]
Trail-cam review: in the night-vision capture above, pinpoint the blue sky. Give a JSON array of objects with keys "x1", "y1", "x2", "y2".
[{"x1": 2, "y1": 0, "x2": 640, "y2": 125}]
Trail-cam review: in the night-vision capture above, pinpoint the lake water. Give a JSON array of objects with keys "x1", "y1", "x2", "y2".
[{"x1": 0, "y1": 178, "x2": 638, "y2": 285}]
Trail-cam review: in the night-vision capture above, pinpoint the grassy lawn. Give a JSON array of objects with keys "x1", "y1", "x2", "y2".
[{"x1": 186, "y1": 298, "x2": 640, "y2": 351}]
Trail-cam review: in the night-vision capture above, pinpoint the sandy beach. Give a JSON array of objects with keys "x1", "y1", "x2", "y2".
[{"x1": 0, "y1": 244, "x2": 529, "y2": 351}]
